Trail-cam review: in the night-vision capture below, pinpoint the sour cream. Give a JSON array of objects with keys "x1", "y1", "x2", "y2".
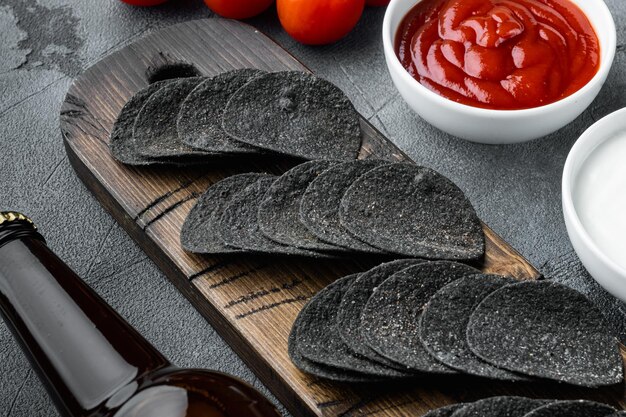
[{"x1": 573, "y1": 131, "x2": 626, "y2": 271}]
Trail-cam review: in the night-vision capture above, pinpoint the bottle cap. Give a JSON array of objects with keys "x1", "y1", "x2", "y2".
[
  {"x1": 0, "y1": 212, "x2": 36, "y2": 228},
  {"x1": 0, "y1": 212, "x2": 42, "y2": 248}
]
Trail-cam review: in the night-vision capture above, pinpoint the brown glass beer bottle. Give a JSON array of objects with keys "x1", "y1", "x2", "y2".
[{"x1": 0, "y1": 212, "x2": 281, "y2": 417}]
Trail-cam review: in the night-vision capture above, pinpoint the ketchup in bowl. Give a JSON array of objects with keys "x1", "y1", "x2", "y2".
[{"x1": 396, "y1": 0, "x2": 600, "y2": 110}]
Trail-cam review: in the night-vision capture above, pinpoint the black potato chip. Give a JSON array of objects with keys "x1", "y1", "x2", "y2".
[
  {"x1": 360, "y1": 261, "x2": 479, "y2": 373},
  {"x1": 219, "y1": 176, "x2": 326, "y2": 257},
  {"x1": 300, "y1": 159, "x2": 390, "y2": 253},
  {"x1": 258, "y1": 160, "x2": 348, "y2": 252},
  {"x1": 288, "y1": 341, "x2": 382, "y2": 383},
  {"x1": 110, "y1": 80, "x2": 171, "y2": 165},
  {"x1": 293, "y1": 274, "x2": 413, "y2": 378},
  {"x1": 288, "y1": 298, "x2": 383, "y2": 383},
  {"x1": 522, "y1": 400, "x2": 616, "y2": 417},
  {"x1": 449, "y1": 397, "x2": 550, "y2": 417},
  {"x1": 177, "y1": 69, "x2": 265, "y2": 154},
  {"x1": 339, "y1": 163, "x2": 485, "y2": 260},
  {"x1": 467, "y1": 281, "x2": 624, "y2": 387},
  {"x1": 337, "y1": 259, "x2": 424, "y2": 370},
  {"x1": 419, "y1": 274, "x2": 526, "y2": 381},
  {"x1": 423, "y1": 404, "x2": 466, "y2": 417},
  {"x1": 134, "y1": 77, "x2": 215, "y2": 158},
  {"x1": 222, "y1": 71, "x2": 362, "y2": 160},
  {"x1": 180, "y1": 173, "x2": 267, "y2": 254}
]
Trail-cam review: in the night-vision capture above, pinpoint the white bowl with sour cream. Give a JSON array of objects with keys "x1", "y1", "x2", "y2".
[{"x1": 563, "y1": 108, "x2": 626, "y2": 302}]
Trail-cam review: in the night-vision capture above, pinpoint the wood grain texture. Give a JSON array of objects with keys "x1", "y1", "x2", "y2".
[{"x1": 59, "y1": 19, "x2": 626, "y2": 417}]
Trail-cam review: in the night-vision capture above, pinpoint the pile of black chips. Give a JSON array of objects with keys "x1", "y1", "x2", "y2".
[
  {"x1": 423, "y1": 396, "x2": 624, "y2": 417},
  {"x1": 288, "y1": 259, "x2": 623, "y2": 387},
  {"x1": 180, "y1": 160, "x2": 485, "y2": 260},
  {"x1": 109, "y1": 69, "x2": 363, "y2": 164}
]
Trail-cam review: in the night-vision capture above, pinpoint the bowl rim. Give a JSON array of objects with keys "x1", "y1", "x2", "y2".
[
  {"x1": 382, "y1": 0, "x2": 617, "y2": 117},
  {"x1": 562, "y1": 107, "x2": 626, "y2": 279}
]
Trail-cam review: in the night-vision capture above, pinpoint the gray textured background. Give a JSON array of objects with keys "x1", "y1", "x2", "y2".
[{"x1": 0, "y1": 0, "x2": 625, "y2": 415}]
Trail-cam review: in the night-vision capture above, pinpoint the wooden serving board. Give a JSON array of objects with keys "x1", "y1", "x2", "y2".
[{"x1": 60, "y1": 19, "x2": 626, "y2": 417}]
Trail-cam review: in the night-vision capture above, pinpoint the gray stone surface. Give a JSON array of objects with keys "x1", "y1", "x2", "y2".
[{"x1": 0, "y1": 0, "x2": 624, "y2": 415}]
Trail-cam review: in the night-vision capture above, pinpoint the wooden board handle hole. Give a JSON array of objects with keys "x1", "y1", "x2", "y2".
[{"x1": 146, "y1": 51, "x2": 202, "y2": 84}]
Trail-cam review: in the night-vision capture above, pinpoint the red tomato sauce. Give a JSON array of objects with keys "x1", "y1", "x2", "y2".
[{"x1": 396, "y1": 0, "x2": 600, "y2": 110}]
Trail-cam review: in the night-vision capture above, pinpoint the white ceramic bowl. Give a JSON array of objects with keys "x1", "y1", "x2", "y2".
[
  {"x1": 563, "y1": 108, "x2": 626, "y2": 302},
  {"x1": 382, "y1": 0, "x2": 617, "y2": 144}
]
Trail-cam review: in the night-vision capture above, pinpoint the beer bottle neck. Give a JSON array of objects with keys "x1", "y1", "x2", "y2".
[{"x1": 0, "y1": 225, "x2": 170, "y2": 416}]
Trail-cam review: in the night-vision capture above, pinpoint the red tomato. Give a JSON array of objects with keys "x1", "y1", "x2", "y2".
[
  {"x1": 366, "y1": 0, "x2": 390, "y2": 5},
  {"x1": 203, "y1": 0, "x2": 275, "y2": 19},
  {"x1": 120, "y1": 0, "x2": 169, "y2": 6},
  {"x1": 277, "y1": 0, "x2": 365, "y2": 45}
]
